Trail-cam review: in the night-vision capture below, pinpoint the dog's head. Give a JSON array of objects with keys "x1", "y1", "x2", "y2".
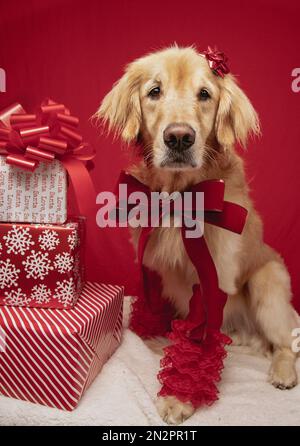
[{"x1": 96, "y1": 46, "x2": 260, "y2": 171}]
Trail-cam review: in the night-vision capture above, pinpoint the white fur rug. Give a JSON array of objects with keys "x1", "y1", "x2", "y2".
[{"x1": 1, "y1": 298, "x2": 300, "y2": 426}]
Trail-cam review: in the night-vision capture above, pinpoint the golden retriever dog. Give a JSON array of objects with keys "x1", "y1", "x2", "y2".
[{"x1": 96, "y1": 46, "x2": 299, "y2": 424}]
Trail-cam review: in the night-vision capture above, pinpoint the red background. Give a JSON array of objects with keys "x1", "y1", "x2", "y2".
[{"x1": 0, "y1": 0, "x2": 300, "y2": 310}]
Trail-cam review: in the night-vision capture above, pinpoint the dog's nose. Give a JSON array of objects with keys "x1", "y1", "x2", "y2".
[{"x1": 163, "y1": 123, "x2": 195, "y2": 151}]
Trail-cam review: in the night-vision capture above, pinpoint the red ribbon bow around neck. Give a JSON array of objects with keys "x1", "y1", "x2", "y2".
[
  {"x1": 0, "y1": 99, "x2": 95, "y2": 171},
  {"x1": 116, "y1": 171, "x2": 248, "y2": 407},
  {"x1": 203, "y1": 46, "x2": 230, "y2": 78}
]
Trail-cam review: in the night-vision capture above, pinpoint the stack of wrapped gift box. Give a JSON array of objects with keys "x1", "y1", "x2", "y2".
[{"x1": 0, "y1": 101, "x2": 123, "y2": 410}]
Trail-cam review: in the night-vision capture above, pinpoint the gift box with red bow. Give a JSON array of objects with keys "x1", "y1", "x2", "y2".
[
  {"x1": 0, "y1": 99, "x2": 96, "y2": 224},
  {"x1": 0, "y1": 281, "x2": 124, "y2": 410},
  {"x1": 0, "y1": 218, "x2": 85, "y2": 309}
]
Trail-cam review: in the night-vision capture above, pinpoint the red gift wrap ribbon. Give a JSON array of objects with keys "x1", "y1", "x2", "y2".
[{"x1": 0, "y1": 99, "x2": 96, "y2": 219}]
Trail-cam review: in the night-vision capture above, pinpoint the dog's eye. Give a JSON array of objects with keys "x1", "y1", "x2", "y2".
[
  {"x1": 148, "y1": 86, "x2": 161, "y2": 99},
  {"x1": 199, "y1": 89, "x2": 211, "y2": 101}
]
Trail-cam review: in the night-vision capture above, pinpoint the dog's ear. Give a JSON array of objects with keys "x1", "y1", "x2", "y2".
[
  {"x1": 215, "y1": 74, "x2": 260, "y2": 148},
  {"x1": 95, "y1": 63, "x2": 142, "y2": 143}
]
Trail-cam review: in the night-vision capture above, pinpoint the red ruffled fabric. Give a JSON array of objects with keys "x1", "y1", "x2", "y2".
[
  {"x1": 129, "y1": 267, "x2": 174, "y2": 339},
  {"x1": 130, "y1": 276, "x2": 231, "y2": 409},
  {"x1": 158, "y1": 324, "x2": 231, "y2": 407}
]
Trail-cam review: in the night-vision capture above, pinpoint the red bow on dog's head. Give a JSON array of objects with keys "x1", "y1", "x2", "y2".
[{"x1": 201, "y1": 46, "x2": 230, "y2": 78}]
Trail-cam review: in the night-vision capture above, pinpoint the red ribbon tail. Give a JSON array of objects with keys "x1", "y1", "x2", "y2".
[
  {"x1": 61, "y1": 157, "x2": 98, "y2": 267},
  {"x1": 130, "y1": 266, "x2": 173, "y2": 338},
  {"x1": 61, "y1": 157, "x2": 96, "y2": 215},
  {"x1": 130, "y1": 226, "x2": 174, "y2": 338},
  {"x1": 157, "y1": 230, "x2": 231, "y2": 407}
]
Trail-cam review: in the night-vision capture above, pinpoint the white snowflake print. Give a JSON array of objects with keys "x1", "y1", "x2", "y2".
[
  {"x1": 54, "y1": 278, "x2": 76, "y2": 307},
  {"x1": 0, "y1": 242, "x2": 2, "y2": 255},
  {"x1": 3, "y1": 225, "x2": 34, "y2": 255},
  {"x1": 22, "y1": 250, "x2": 53, "y2": 280},
  {"x1": 38, "y1": 229, "x2": 60, "y2": 251},
  {"x1": 4, "y1": 288, "x2": 31, "y2": 306},
  {"x1": 54, "y1": 252, "x2": 74, "y2": 274},
  {"x1": 30, "y1": 284, "x2": 52, "y2": 304},
  {"x1": 67, "y1": 230, "x2": 79, "y2": 250},
  {"x1": 0, "y1": 259, "x2": 20, "y2": 289}
]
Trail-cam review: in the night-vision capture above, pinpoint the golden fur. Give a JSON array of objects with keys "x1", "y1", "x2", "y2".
[{"x1": 96, "y1": 46, "x2": 299, "y2": 424}]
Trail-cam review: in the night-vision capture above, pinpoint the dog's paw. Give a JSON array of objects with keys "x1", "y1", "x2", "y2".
[
  {"x1": 156, "y1": 396, "x2": 195, "y2": 425},
  {"x1": 269, "y1": 363, "x2": 298, "y2": 390}
]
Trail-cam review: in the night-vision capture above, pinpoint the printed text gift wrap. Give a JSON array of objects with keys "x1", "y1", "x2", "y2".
[
  {"x1": 0, "y1": 218, "x2": 85, "y2": 308},
  {"x1": 0, "y1": 157, "x2": 67, "y2": 223},
  {"x1": 0, "y1": 282, "x2": 124, "y2": 410}
]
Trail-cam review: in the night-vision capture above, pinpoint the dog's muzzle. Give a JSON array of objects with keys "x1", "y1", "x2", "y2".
[
  {"x1": 163, "y1": 123, "x2": 195, "y2": 152},
  {"x1": 161, "y1": 123, "x2": 197, "y2": 168}
]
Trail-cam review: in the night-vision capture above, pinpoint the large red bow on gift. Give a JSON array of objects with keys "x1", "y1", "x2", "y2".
[
  {"x1": 0, "y1": 99, "x2": 96, "y2": 218},
  {"x1": 116, "y1": 171, "x2": 247, "y2": 407}
]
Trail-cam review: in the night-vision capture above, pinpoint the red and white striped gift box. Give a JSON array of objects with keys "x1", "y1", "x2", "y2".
[{"x1": 0, "y1": 281, "x2": 124, "y2": 410}]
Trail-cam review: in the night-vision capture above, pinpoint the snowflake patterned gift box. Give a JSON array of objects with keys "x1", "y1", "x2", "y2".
[
  {"x1": 0, "y1": 281, "x2": 124, "y2": 410},
  {"x1": 0, "y1": 156, "x2": 67, "y2": 224},
  {"x1": 0, "y1": 218, "x2": 85, "y2": 308}
]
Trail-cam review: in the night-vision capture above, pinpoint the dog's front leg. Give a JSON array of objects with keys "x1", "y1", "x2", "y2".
[
  {"x1": 144, "y1": 338, "x2": 196, "y2": 424},
  {"x1": 247, "y1": 259, "x2": 299, "y2": 389},
  {"x1": 145, "y1": 335, "x2": 196, "y2": 424}
]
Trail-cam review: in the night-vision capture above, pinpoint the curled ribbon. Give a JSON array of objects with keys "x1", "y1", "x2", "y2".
[
  {"x1": 202, "y1": 46, "x2": 230, "y2": 78},
  {"x1": 0, "y1": 99, "x2": 96, "y2": 218}
]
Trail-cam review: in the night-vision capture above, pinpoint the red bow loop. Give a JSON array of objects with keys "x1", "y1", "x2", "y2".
[{"x1": 116, "y1": 172, "x2": 247, "y2": 235}]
